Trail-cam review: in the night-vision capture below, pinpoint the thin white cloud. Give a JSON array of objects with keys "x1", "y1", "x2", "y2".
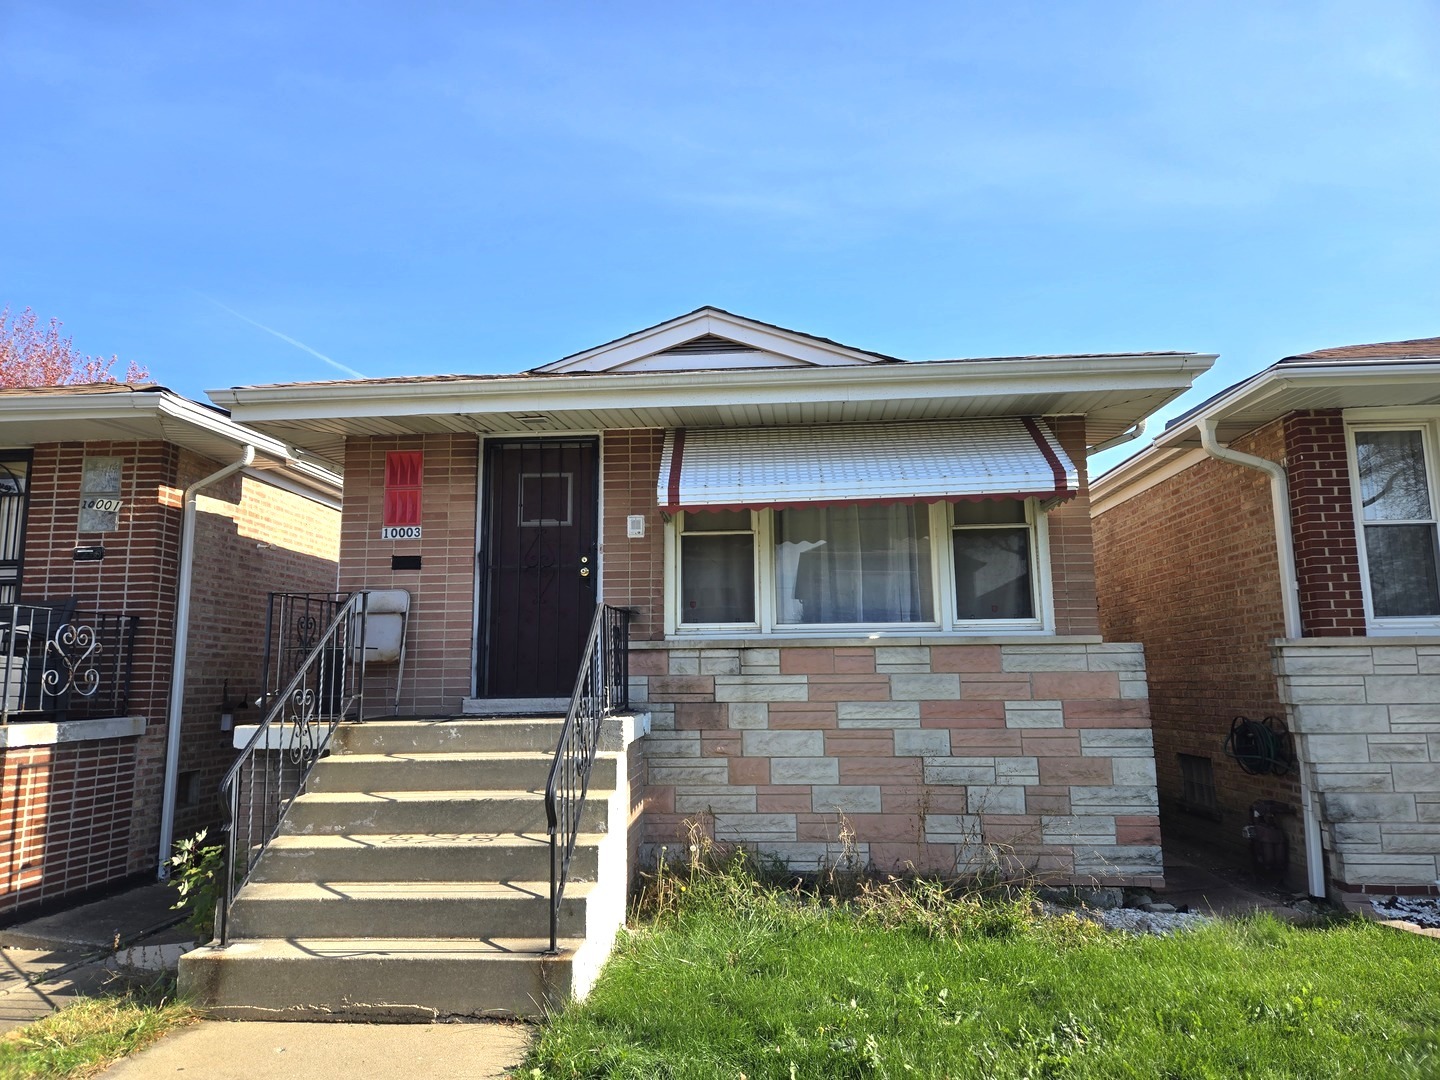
[{"x1": 202, "y1": 295, "x2": 367, "y2": 379}]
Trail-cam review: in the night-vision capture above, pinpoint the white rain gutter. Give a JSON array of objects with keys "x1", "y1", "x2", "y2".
[
  {"x1": 1197, "y1": 419, "x2": 1326, "y2": 899},
  {"x1": 1087, "y1": 418, "x2": 1147, "y2": 456},
  {"x1": 156, "y1": 445, "x2": 256, "y2": 878}
]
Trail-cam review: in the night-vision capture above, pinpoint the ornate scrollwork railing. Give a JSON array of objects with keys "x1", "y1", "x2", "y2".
[
  {"x1": 544, "y1": 605, "x2": 631, "y2": 953},
  {"x1": 258, "y1": 592, "x2": 350, "y2": 716},
  {"x1": 0, "y1": 604, "x2": 138, "y2": 723},
  {"x1": 215, "y1": 591, "x2": 369, "y2": 946}
]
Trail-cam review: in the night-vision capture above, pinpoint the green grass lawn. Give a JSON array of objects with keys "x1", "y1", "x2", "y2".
[
  {"x1": 527, "y1": 867, "x2": 1440, "y2": 1079},
  {"x1": 0, "y1": 979, "x2": 196, "y2": 1080}
]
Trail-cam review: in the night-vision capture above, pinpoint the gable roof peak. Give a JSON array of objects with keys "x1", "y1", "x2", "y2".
[{"x1": 531, "y1": 308, "x2": 903, "y2": 375}]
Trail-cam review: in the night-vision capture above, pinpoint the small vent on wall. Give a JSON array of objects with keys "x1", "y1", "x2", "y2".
[
  {"x1": 658, "y1": 335, "x2": 759, "y2": 355},
  {"x1": 1178, "y1": 753, "x2": 1220, "y2": 819}
]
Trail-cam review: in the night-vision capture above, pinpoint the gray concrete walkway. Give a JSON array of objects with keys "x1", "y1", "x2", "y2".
[
  {"x1": 0, "y1": 882, "x2": 190, "y2": 1034},
  {"x1": 101, "y1": 1020, "x2": 533, "y2": 1079}
]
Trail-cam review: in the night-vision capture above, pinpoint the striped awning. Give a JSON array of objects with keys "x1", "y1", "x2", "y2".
[{"x1": 657, "y1": 418, "x2": 1077, "y2": 513}]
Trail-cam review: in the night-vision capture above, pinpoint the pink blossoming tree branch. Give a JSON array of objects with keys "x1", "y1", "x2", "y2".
[{"x1": 0, "y1": 306, "x2": 150, "y2": 388}]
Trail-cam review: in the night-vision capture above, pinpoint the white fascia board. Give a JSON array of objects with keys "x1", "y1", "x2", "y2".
[
  {"x1": 533, "y1": 310, "x2": 891, "y2": 372},
  {"x1": 0, "y1": 391, "x2": 342, "y2": 494},
  {"x1": 212, "y1": 352, "x2": 1218, "y2": 425},
  {"x1": 1092, "y1": 360, "x2": 1440, "y2": 506}
]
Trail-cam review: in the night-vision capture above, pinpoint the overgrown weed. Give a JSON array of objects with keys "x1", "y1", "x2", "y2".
[{"x1": 631, "y1": 816, "x2": 1100, "y2": 947}]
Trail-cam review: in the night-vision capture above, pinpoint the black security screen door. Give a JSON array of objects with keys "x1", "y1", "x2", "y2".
[{"x1": 479, "y1": 439, "x2": 599, "y2": 698}]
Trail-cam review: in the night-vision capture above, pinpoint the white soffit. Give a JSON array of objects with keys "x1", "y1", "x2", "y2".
[{"x1": 657, "y1": 419, "x2": 1077, "y2": 512}]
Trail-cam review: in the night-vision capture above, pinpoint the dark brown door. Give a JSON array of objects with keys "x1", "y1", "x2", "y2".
[{"x1": 479, "y1": 439, "x2": 598, "y2": 698}]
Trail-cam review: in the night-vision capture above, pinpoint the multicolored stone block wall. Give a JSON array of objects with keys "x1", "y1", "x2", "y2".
[{"x1": 629, "y1": 639, "x2": 1163, "y2": 887}]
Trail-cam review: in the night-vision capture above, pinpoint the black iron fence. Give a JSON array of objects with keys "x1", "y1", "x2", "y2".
[
  {"x1": 215, "y1": 591, "x2": 369, "y2": 946},
  {"x1": 544, "y1": 604, "x2": 631, "y2": 953},
  {"x1": 0, "y1": 602, "x2": 138, "y2": 723},
  {"x1": 258, "y1": 592, "x2": 351, "y2": 716}
]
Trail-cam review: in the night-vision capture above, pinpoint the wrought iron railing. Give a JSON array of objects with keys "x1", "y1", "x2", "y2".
[
  {"x1": 258, "y1": 592, "x2": 350, "y2": 715},
  {"x1": 0, "y1": 602, "x2": 138, "y2": 723},
  {"x1": 215, "y1": 591, "x2": 368, "y2": 946},
  {"x1": 544, "y1": 605, "x2": 631, "y2": 953}
]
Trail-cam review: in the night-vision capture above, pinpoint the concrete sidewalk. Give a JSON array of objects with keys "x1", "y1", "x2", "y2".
[
  {"x1": 101, "y1": 1020, "x2": 533, "y2": 1079},
  {"x1": 0, "y1": 882, "x2": 190, "y2": 1034}
]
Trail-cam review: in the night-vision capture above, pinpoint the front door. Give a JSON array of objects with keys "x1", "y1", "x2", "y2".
[{"x1": 478, "y1": 439, "x2": 598, "y2": 698}]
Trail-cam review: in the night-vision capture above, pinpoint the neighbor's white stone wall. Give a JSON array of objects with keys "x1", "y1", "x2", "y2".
[
  {"x1": 629, "y1": 638, "x2": 1164, "y2": 887},
  {"x1": 1274, "y1": 639, "x2": 1440, "y2": 892}
]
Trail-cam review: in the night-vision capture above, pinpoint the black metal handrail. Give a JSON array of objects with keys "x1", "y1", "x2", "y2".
[
  {"x1": 0, "y1": 603, "x2": 138, "y2": 723},
  {"x1": 544, "y1": 605, "x2": 631, "y2": 953},
  {"x1": 215, "y1": 591, "x2": 369, "y2": 946}
]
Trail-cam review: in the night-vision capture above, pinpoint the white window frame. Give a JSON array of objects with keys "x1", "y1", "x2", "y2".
[
  {"x1": 663, "y1": 500, "x2": 1052, "y2": 637},
  {"x1": 1344, "y1": 413, "x2": 1440, "y2": 635}
]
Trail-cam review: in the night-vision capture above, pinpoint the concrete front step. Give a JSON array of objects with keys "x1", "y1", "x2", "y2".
[
  {"x1": 227, "y1": 880, "x2": 590, "y2": 940},
  {"x1": 280, "y1": 789, "x2": 612, "y2": 836},
  {"x1": 180, "y1": 936, "x2": 582, "y2": 1020},
  {"x1": 251, "y1": 831, "x2": 601, "y2": 884},
  {"x1": 305, "y1": 751, "x2": 619, "y2": 793},
  {"x1": 331, "y1": 717, "x2": 627, "y2": 755},
  {"x1": 333, "y1": 718, "x2": 564, "y2": 755}
]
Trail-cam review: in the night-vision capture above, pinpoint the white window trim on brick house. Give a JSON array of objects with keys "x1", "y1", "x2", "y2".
[
  {"x1": 662, "y1": 499, "x2": 1055, "y2": 637},
  {"x1": 1344, "y1": 410, "x2": 1440, "y2": 635}
]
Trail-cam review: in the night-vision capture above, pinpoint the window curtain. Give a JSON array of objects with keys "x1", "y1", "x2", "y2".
[{"x1": 775, "y1": 505, "x2": 933, "y2": 623}]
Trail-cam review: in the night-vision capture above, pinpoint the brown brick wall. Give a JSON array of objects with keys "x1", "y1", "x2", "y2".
[
  {"x1": 1093, "y1": 420, "x2": 1302, "y2": 878},
  {"x1": 1284, "y1": 411, "x2": 1366, "y2": 635},
  {"x1": 1, "y1": 441, "x2": 340, "y2": 917},
  {"x1": 20, "y1": 441, "x2": 182, "y2": 884},
  {"x1": 0, "y1": 739, "x2": 136, "y2": 918},
  {"x1": 339, "y1": 434, "x2": 479, "y2": 713}
]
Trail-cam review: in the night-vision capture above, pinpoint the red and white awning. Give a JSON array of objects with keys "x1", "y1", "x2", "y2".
[{"x1": 658, "y1": 418, "x2": 1077, "y2": 513}]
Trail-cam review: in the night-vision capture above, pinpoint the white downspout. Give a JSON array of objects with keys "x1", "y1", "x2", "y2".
[
  {"x1": 156, "y1": 446, "x2": 256, "y2": 878},
  {"x1": 1197, "y1": 419, "x2": 1326, "y2": 899},
  {"x1": 1087, "y1": 418, "x2": 1147, "y2": 457}
]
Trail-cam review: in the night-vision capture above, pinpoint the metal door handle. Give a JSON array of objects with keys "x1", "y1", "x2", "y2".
[{"x1": 579, "y1": 568, "x2": 590, "y2": 578}]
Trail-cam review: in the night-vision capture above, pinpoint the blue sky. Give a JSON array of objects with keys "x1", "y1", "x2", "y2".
[{"x1": 3, "y1": 2, "x2": 1437, "y2": 468}]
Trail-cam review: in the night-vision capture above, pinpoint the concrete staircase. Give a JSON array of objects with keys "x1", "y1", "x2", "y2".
[{"x1": 179, "y1": 717, "x2": 632, "y2": 1021}]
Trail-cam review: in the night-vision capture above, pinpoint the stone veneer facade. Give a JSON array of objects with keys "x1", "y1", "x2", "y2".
[
  {"x1": 1275, "y1": 639, "x2": 1440, "y2": 891},
  {"x1": 628, "y1": 638, "x2": 1162, "y2": 887}
]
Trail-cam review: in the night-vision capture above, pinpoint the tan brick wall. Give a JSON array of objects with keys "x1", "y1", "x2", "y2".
[
  {"x1": 174, "y1": 453, "x2": 340, "y2": 843},
  {"x1": 1093, "y1": 420, "x2": 1302, "y2": 879},
  {"x1": 1047, "y1": 417, "x2": 1100, "y2": 637},
  {"x1": 339, "y1": 434, "x2": 479, "y2": 713},
  {"x1": 601, "y1": 431, "x2": 665, "y2": 641},
  {"x1": 630, "y1": 640, "x2": 1162, "y2": 886}
]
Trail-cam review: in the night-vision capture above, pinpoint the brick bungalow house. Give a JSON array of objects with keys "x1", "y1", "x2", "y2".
[
  {"x1": 1091, "y1": 337, "x2": 1440, "y2": 899},
  {"x1": 184, "y1": 308, "x2": 1217, "y2": 1017},
  {"x1": 207, "y1": 308, "x2": 1224, "y2": 878},
  {"x1": 0, "y1": 384, "x2": 341, "y2": 921}
]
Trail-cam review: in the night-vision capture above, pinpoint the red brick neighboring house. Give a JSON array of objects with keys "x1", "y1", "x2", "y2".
[
  {"x1": 0, "y1": 385, "x2": 340, "y2": 920},
  {"x1": 1092, "y1": 338, "x2": 1440, "y2": 897},
  {"x1": 213, "y1": 308, "x2": 1215, "y2": 889}
]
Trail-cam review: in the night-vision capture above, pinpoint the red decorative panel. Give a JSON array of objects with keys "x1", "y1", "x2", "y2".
[{"x1": 384, "y1": 451, "x2": 423, "y2": 526}]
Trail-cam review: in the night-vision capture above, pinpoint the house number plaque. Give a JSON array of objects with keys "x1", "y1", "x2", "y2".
[{"x1": 380, "y1": 525, "x2": 422, "y2": 540}]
